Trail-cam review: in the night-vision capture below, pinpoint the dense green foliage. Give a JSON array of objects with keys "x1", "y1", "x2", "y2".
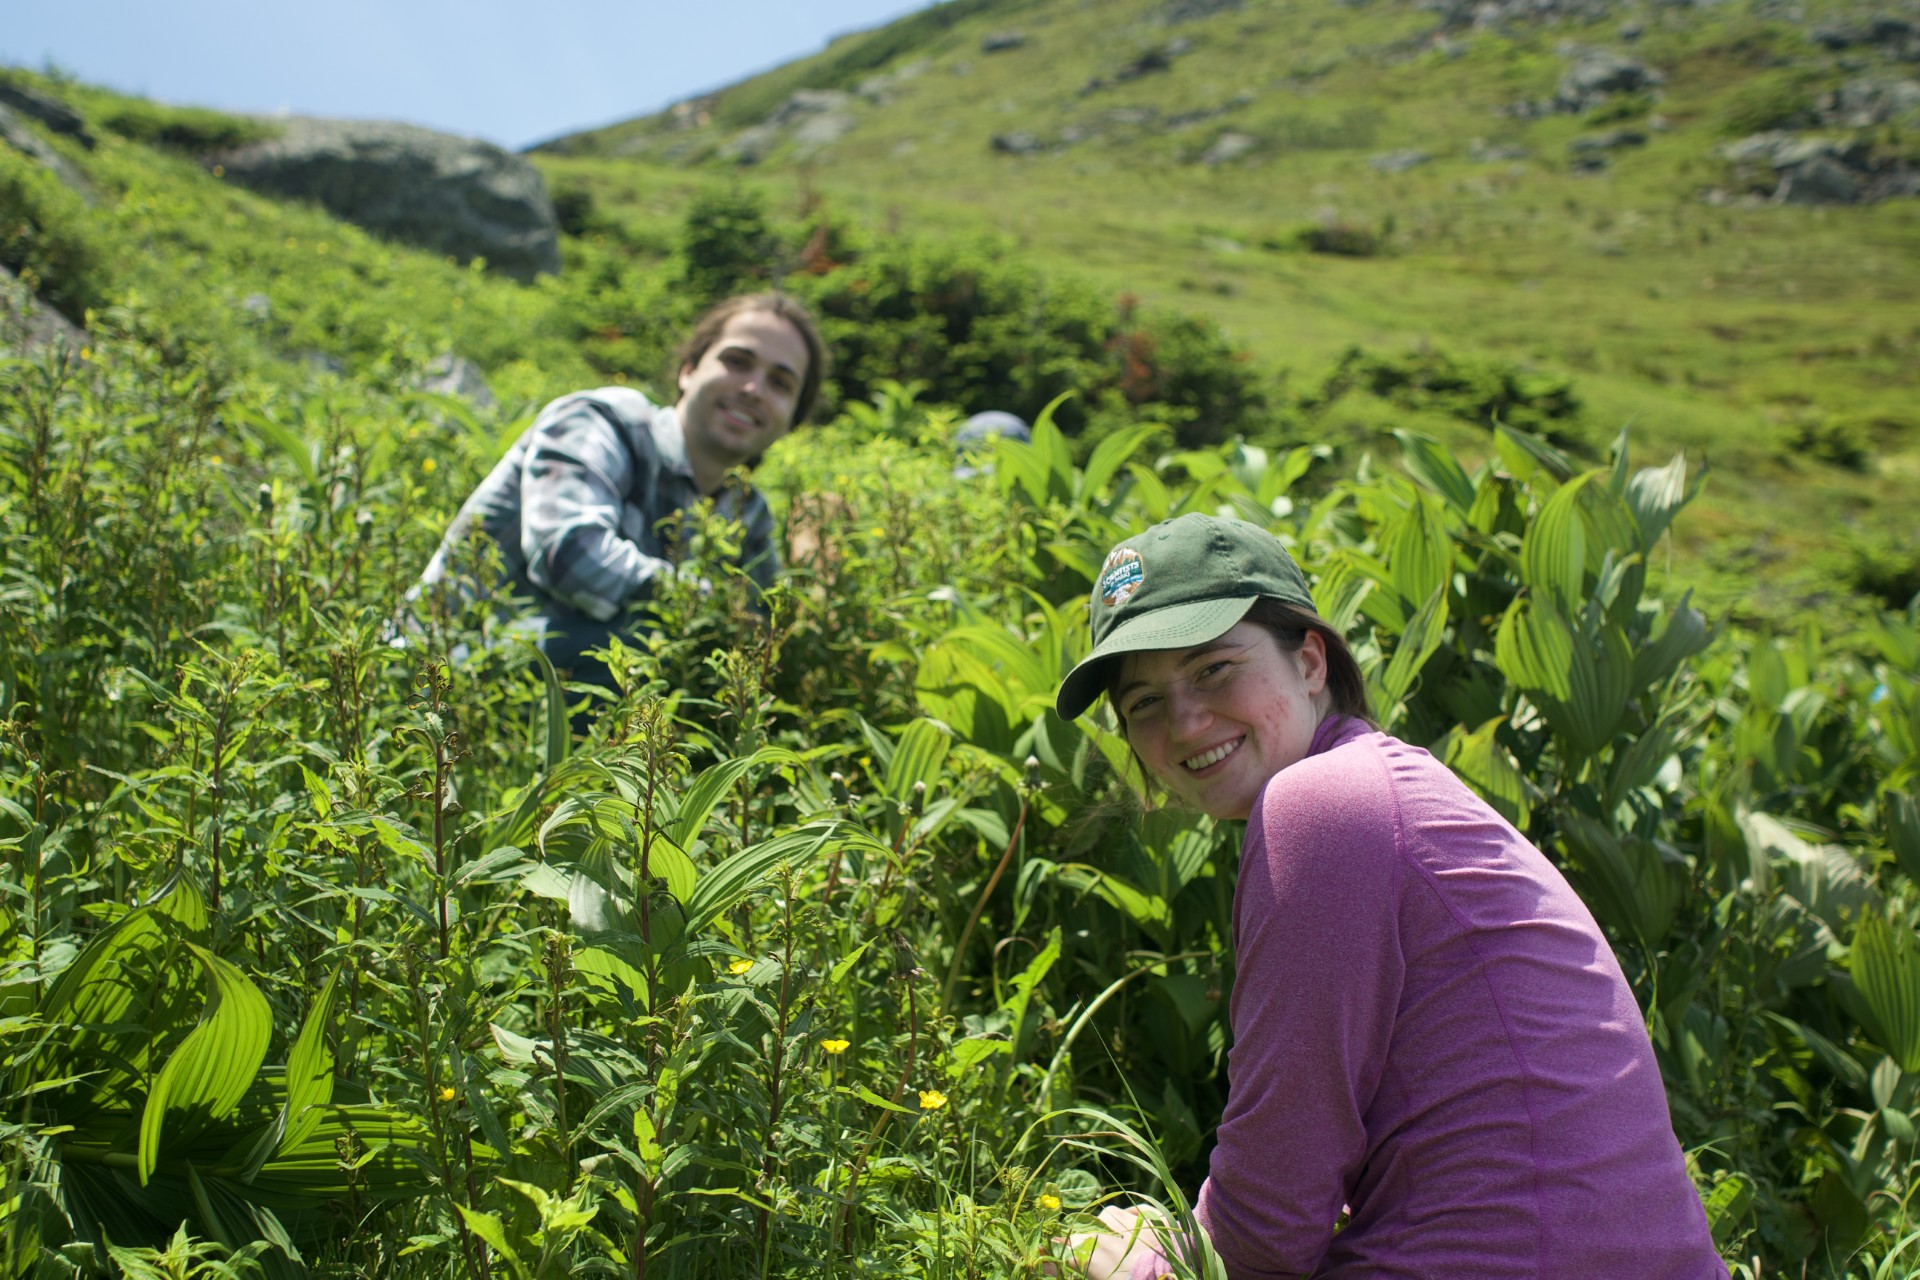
[
  {"x1": 3, "y1": 305, "x2": 1919, "y2": 1276},
  {"x1": 2, "y1": 33, "x2": 1919, "y2": 1279}
]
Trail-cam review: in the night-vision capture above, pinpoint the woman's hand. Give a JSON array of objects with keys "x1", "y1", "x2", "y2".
[{"x1": 1058, "y1": 1205, "x2": 1173, "y2": 1280}]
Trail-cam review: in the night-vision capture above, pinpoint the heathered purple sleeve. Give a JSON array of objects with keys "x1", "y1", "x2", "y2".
[{"x1": 1191, "y1": 725, "x2": 1405, "y2": 1278}]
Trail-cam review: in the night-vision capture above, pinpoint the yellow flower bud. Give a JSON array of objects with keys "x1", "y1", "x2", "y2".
[
  {"x1": 1038, "y1": 1193, "x2": 1062, "y2": 1212},
  {"x1": 438, "y1": 1085, "x2": 456, "y2": 1103}
]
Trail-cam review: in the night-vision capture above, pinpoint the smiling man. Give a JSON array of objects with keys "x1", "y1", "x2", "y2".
[{"x1": 415, "y1": 292, "x2": 828, "y2": 698}]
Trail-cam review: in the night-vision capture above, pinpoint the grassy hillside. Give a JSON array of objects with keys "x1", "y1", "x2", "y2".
[{"x1": 538, "y1": 0, "x2": 1920, "y2": 626}]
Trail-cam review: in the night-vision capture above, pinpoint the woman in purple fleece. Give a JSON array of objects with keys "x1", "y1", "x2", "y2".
[{"x1": 1050, "y1": 513, "x2": 1726, "y2": 1280}]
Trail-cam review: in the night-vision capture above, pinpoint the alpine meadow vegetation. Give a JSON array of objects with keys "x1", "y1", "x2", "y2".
[{"x1": 2, "y1": 47, "x2": 1920, "y2": 1280}]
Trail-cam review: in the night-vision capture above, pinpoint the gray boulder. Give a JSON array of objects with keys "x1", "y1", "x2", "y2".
[
  {"x1": 0, "y1": 263, "x2": 86, "y2": 354},
  {"x1": 211, "y1": 118, "x2": 560, "y2": 280},
  {"x1": 992, "y1": 131, "x2": 1047, "y2": 155},
  {"x1": 1370, "y1": 148, "x2": 1431, "y2": 173},
  {"x1": 981, "y1": 32, "x2": 1028, "y2": 52},
  {"x1": 1778, "y1": 154, "x2": 1864, "y2": 204},
  {"x1": 1555, "y1": 51, "x2": 1664, "y2": 111},
  {"x1": 418, "y1": 354, "x2": 498, "y2": 413},
  {"x1": 1821, "y1": 77, "x2": 1920, "y2": 127},
  {"x1": 1716, "y1": 131, "x2": 1914, "y2": 204},
  {"x1": 1200, "y1": 131, "x2": 1259, "y2": 164}
]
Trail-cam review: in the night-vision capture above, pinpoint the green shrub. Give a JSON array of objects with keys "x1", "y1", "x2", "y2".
[
  {"x1": 1781, "y1": 412, "x2": 1872, "y2": 471},
  {"x1": 0, "y1": 148, "x2": 108, "y2": 323},
  {"x1": 1272, "y1": 221, "x2": 1387, "y2": 257},
  {"x1": 1308, "y1": 344, "x2": 1583, "y2": 441},
  {"x1": 1717, "y1": 70, "x2": 1823, "y2": 136},
  {"x1": 101, "y1": 101, "x2": 279, "y2": 153}
]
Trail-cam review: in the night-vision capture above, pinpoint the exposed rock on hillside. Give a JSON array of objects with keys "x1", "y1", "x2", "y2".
[
  {"x1": 211, "y1": 118, "x2": 560, "y2": 281},
  {"x1": 1161, "y1": 0, "x2": 1242, "y2": 21},
  {"x1": 0, "y1": 78, "x2": 94, "y2": 148},
  {"x1": 1719, "y1": 131, "x2": 1920, "y2": 203},
  {"x1": 0, "y1": 263, "x2": 85, "y2": 354},
  {"x1": 726, "y1": 90, "x2": 860, "y2": 163},
  {"x1": 0, "y1": 104, "x2": 93, "y2": 199},
  {"x1": 1820, "y1": 76, "x2": 1920, "y2": 126},
  {"x1": 1555, "y1": 50, "x2": 1664, "y2": 110},
  {"x1": 1810, "y1": 14, "x2": 1918, "y2": 56}
]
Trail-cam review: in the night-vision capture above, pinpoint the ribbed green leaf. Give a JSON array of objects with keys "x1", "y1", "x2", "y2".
[
  {"x1": 530, "y1": 645, "x2": 571, "y2": 773},
  {"x1": 1887, "y1": 791, "x2": 1920, "y2": 886},
  {"x1": 1443, "y1": 717, "x2": 1532, "y2": 829},
  {"x1": 243, "y1": 1105, "x2": 438, "y2": 1207},
  {"x1": 1853, "y1": 912, "x2": 1920, "y2": 1074},
  {"x1": 684, "y1": 822, "x2": 878, "y2": 935},
  {"x1": 1559, "y1": 814, "x2": 1683, "y2": 944},
  {"x1": 1543, "y1": 622, "x2": 1633, "y2": 757},
  {"x1": 1383, "y1": 493, "x2": 1453, "y2": 611},
  {"x1": 32, "y1": 877, "x2": 209, "y2": 1103},
  {"x1": 1395, "y1": 430, "x2": 1476, "y2": 515},
  {"x1": 277, "y1": 970, "x2": 339, "y2": 1157},
  {"x1": 1521, "y1": 476, "x2": 1589, "y2": 607},
  {"x1": 1080, "y1": 421, "x2": 1162, "y2": 501},
  {"x1": 1373, "y1": 585, "x2": 1449, "y2": 727},
  {"x1": 1624, "y1": 450, "x2": 1697, "y2": 552},
  {"x1": 666, "y1": 746, "x2": 798, "y2": 850},
  {"x1": 1495, "y1": 422, "x2": 1577, "y2": 483},
  {"x1": 1493, "y1": 598, "x2": 1574, "y2": 703},
  {"x1": 138, "y1": 944, "x2": 272, "y2": 1184},
  {"x1": 884, "y1": 719, "x2": 952, "y2": 803},
  {"x1": 1030, "y1": 392, "x2": 1076, "y2": 504},
  {"x1": 1631, "y1": 591, "x2": 1710, "y2": 698}
]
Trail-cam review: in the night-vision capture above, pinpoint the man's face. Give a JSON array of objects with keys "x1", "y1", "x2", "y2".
[{"x1": 675, "y1": 309, "x2": 809, "y2": 484}]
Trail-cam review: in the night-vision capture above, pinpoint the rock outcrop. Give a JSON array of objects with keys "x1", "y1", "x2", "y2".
[
  {"x1": 1719, "y1": 131, "x2": 1920, "y2": 204},
  {"x1": 211, "y1": 118, "x2": 560, "y2": 281},
  {"x1": 0, "y1": 78, "x2": 94, "y2": 148},
  {"x1": 1, "y1": 264, "x2": 86, "y2": 354}
]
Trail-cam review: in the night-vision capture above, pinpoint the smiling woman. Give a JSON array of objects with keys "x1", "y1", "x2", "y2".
[{"x1": 1052, "y1": 514, "x2": 1727, "y2": 1280}]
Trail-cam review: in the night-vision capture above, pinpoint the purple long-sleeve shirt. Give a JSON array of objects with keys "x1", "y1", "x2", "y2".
[{"x1": 1138, "y1": 716, "x2": 1725, "y2": 1279}]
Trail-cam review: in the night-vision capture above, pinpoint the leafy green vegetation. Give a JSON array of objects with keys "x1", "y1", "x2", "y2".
[{"x1": 1, "y1": 19, "x2": 1918, "y2": 1274}]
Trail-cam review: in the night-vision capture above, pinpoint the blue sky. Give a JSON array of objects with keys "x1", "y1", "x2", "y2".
[{"x1": 5, "y1": 1, "x2": 931, "y2": 150}]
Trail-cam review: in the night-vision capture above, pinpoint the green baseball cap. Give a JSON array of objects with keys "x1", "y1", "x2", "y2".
[{"x1": 1054, "y1": 513, "x2": 1317, "y2": 720}]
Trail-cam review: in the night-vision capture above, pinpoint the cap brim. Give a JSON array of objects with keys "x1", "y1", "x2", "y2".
[{"x1": 1054, "y1": 596, "x2": 1259, "y2": 720}]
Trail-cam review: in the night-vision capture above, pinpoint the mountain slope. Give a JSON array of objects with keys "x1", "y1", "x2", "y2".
[{"x1": 538, "y1": 0, "x2": 1920, "y2": 621}]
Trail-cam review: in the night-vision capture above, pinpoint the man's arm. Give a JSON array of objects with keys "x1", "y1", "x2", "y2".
[{"x1": 517, "y1": 396, "x2": 674, "y2": 622}]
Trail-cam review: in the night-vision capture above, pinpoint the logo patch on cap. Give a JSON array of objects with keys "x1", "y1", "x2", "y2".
[{"x1": 1097, "y1": 547, "x2": 1145, "y2": 608}]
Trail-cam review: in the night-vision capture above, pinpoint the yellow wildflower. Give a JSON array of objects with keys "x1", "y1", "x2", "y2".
[
  {"x1": 1038, "y1": 1193, "x2": 1062, "y2": 1212},
  {"x1": 821, "y1": 1038, "x2": 850, "y2": 1055},
  {"x1": 728, "y1": 958, "x2": 753, "y2": 976},
  {"x1": 438, "y1": 1086, "x2": 456, "y2": 1103},
  {"x1": 421, "y1": 457, "x2": 437, "y2": 474},
  {"x1": 917, "y1": 1089, "x2": 948, "y2": 1111}
]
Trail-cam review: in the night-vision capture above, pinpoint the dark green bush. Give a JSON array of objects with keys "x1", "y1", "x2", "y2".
[
  {"x1": 1717, "y1": 70, "x2": 1822, "y2": 136},
  {"x1": 0, "y1": 149, "x2": 108, "y2": 323},
  {"x1": 1782, "y1": 413, "x2": 1872, "y2": 471},
  {"x1": 1308, "y1": 344, "x2": 1583, "y2": 440},
  {"x1": 101, "y1": 102, "x2": 279, "y2": 153}
]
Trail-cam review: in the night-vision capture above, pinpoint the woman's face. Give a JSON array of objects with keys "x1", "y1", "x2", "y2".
[{"x1": 1113, "y1": 621, "x2": 1329, "y2": 822}]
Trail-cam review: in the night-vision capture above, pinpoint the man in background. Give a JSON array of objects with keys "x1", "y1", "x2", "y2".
[{"x1": 415, "y1": 292, "x2": 828, "y2": 700}]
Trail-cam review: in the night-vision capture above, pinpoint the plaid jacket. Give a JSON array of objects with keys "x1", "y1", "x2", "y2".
[{"x1": 418, "y1": 387, "x2": 778, "y2": 622}]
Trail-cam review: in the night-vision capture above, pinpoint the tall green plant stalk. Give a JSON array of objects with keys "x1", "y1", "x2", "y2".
[{"x1": 943, "y1": 759, "x2": 1037, "y2": 1013}]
